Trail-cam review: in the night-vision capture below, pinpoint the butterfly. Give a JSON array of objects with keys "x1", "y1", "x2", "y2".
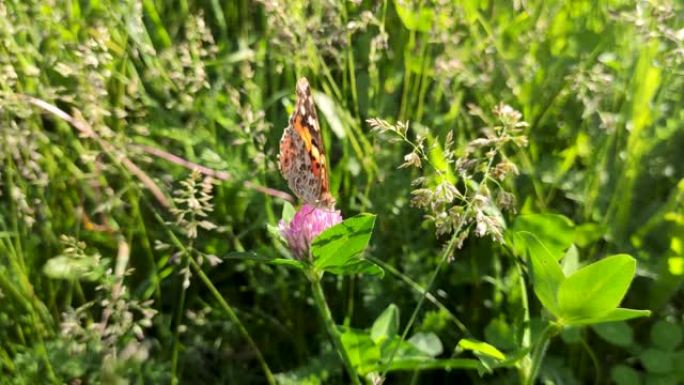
[{"x1": 278, "y1": 77, "x2": 336, "y2": 209}]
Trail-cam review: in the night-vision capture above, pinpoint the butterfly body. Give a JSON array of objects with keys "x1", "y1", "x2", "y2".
[{"x1": 279, "y1": 78, "x2": 336, "y2": 209}]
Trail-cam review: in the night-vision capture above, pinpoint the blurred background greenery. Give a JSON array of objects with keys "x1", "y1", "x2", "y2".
[{"x1": 0, "y1": 0, "x2": 682, "y2": 384}]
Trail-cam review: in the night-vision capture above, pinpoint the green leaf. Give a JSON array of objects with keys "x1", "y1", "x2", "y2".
[
  {"x1": 566, "y1": 308, "x2": 651, "y2": 326},
  {"x1": 408, "y1": 332, "x2": 443, "y2": 357},
  {"x1": 561, "y1": 244, "x2": 580, "y2": 276},
  {"x1": 317, "y1": 259, "x2": 384, "y2": 276},
  {"x1": 458, "y1": 338, "x2": 506, "y2": 361},
  {"x1": 274, "y1": 351, "x2": 337, "y2": 385},
  {"x1": 223, "y1": 252, "x2": 304, "y2": 270},
  {"x1": 282, "y1": 201, "x2": 296, "y2": 223},
  {"x1": 557, "y1": 254, "x2": 636, "y2": 321},
  {"x1": 484, "y1": 318, "x2": 516, "y2": 351},
  {"x1": 560, "y1": 326, "x2": 582, "y2": 344},
  {"x1": 650, "y1": 321, "x2": 683, "y2": 351},
  {"x1": 371, "y1": 304, "x2": 399, "y2": 344},
  {"x1": 592, "y1": 322, "x2": 634, "y2": 347},
  {"x1": 383, "y1": 358, "x2": 482, "y2": 372},
  {"x1": 516, "y1": 232, "x2": 565, "y2": 315},
  {"x1": 340, "y1": 328, "x2": 381, "y2": 375},
  {"x1": 644, "y1": 373, "x2": 680, "y2": 385},
  {"x1": 312, "y1": 214, "x2": 383, "y2": 277},
  {"x1": 338, "y1": 327, "x2": 483, "y2": 375},
  {"x1": 640, "y1": 349, "x2": 673, "y2": 374},
  {"x1": 508, "y1": 214, "x2": 575, "y2": 260},
  {"x1": 611, "y1": 365, "x2": 642, "y2": 385},
  {"x1": 393, "y1": 0, "x2": 434, "y2": 32}
]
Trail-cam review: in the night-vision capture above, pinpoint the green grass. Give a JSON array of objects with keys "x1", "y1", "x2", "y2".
[{"x1": 0, "y1": 0, "x2": 683, "y2": 384}]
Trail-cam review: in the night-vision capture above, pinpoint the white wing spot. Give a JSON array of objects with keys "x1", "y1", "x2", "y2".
[{"x1": 307, "y1": 116, "x2": 317, "y2": 130}]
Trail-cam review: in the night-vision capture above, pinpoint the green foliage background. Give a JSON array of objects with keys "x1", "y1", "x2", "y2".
[{"x1": 0, "y1": 0, "x2": 682, "y2": 384}]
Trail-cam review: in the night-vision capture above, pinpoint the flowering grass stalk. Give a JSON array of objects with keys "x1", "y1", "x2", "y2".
[
  {"x1": 149, "y1": 208, "x2": 276, "y2": 385},
  {"x1": 369, "y1": 104, "x2": 529, "y2": 380}
]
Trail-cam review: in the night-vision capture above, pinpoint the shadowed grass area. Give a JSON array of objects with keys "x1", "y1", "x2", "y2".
[{"x1": 0, "y1": 0, "x2": 682, "y2": 384}]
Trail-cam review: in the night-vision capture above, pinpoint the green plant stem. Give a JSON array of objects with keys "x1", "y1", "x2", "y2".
[
  {"x1": 379, "y1": 231, "x2": 459, "y2": 379},
  {"x1": 148, "y1": 208, "x2": 276, "y2": 385},
  {"x1": 524, "y1": 324, "x2": 557, "y2": 385},
  {"x1": 170, "y1": 259, "x2": 189, "y2": 385},
  {"x1": 515, "y1": 259, "x2": 532, "y2": 385},
  {"x1": 580, "y1": 335, "x2": 601, "y2": 385},
  {"x1": 189, "y1": 258, "x2": 277, "y2": 385},
  {"x1": 309, "y1": 275, "x2": 361, "y2": 385},
  {"x1": 369, "y1": 256, "x2": 468, "y2": 334},
  {"x1": 380, "y1": 149, "x2": 499, "y2": 378}
]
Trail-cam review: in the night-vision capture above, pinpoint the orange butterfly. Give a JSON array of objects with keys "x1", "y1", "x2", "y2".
[{"x1": 278, "y1": 78, "x2": 336, "y2": 209}]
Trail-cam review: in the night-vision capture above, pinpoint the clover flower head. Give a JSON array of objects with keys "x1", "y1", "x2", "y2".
[{"x1": 278, "y1": 204, "x2": 343, "y2": 259}]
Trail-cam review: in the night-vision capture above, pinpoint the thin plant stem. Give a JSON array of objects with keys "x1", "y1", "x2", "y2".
[
  {"x1": 309, "y1": 274, "x2": 361, "y2": 385},
  {"x1": 368, "y1": 256, "x2": 469, "y2": 335},
  {"x1": 380, "y1": 153, "x2": 499, "y2": 379},
  {"x1": 380, "y1": 230, "x2": 461, "y2": 378},
  {"x1": 515, "y1": 259, "x2": 532, "y2": 384},
  {"x1": 190, "y1": 258, "x2": 277, "y2": 385},
  {"x1": 148, "y1": 208, "x2": 276, "y2": 385},
  {"x1": 170, "y1": 258, "x2": 189, "y2": 385},
  {"x1": 580, "y1": 335, "x2": 601, "y2": 385},
  {"x1": 524, "y1": 324, "x2": 557, "y2": 385}
]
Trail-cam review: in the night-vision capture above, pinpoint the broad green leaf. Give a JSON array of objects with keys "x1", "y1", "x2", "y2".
[
  {"x1": 380, "y1": 336, "x2": 482, "y2": 372},
  {"x1": 458, "y1": 338, "x2": 506, "y2": 361},
  {"x1": 509, "y1": 214, "x2": 575, "y2": 260},
  {"x1": 341, "y1": 328, "x2": 455, "y2": 375},
  {"x1": 484, "y1": 318, "x2": 516, "y2": 351},
  {"x1": 644, "y1": 374, "x2": 680, "y2": 385},
  {"x1": 592, "y1": 322, "x2": 634, "y2": 347},
  {"x1": 408, "y1": 332, "x2": 443, "y2": 357},
  {"x1": 340, "y1": 327, "x2": 381, "y2": 374},
  {"x1": 495, "y1": 348, "x2": 532, "y2": 368},
  {"x1": 380, "y1": 335, "x2": 431, "y2": 361},
  {"x1": 371, "y1": 304, "x2": 399, "y2": 344},
  {"x1": 274, "y1": 352, "x2": 337, "y2": 385},
  {"x1": 393, "y1": 0, "x2": 434, "y2": 32},
  {"x1": 557, "y1": 254, "x2": 636, "y2": 321},
  {"x1": 43, "y1": 256, "x2": 105, "y2": 281},
  {"x1": 320, "y1": 259, "x2": 383, "y2": 276},
  {"x1": 561, "y1": 244, "x2": 580, "y2": 276},
  {"x1": 565, "y1": 308, "x2": 651, "y2": 326},
  {"x1": 650, "y1": 321, "x2": 682, "y2": 351},
  {"x1": 312, "y1": 214, "x2": 382, "y2": 277},
  {"x1": 611, "y1": 365, "x2": 642, "y2": 385},
  {"x1": 640, "y1": 349, "x2": 673, "y2": 374},
  {"x1": 516, "y1": 232, "x2": 565, "y2": 315},
  {"x1": 560, "y1": 326, "x2": 582, "y2": 344}
]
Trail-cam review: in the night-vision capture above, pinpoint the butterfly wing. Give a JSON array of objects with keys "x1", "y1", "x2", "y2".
[{"x1": 278, "y1": 78, "x2": 335, "y2": 208}]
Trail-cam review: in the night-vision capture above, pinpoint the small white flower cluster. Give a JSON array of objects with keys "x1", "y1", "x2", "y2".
[
  {"x1": 369, "y1": 103, "x2": 528, "y2": 248},
  {"x1": 171, "y1": 170, "x2": 217, "y2": 240},
  {"x1": 57, "y1": 236, "x2": 157, "y2": 380}
]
